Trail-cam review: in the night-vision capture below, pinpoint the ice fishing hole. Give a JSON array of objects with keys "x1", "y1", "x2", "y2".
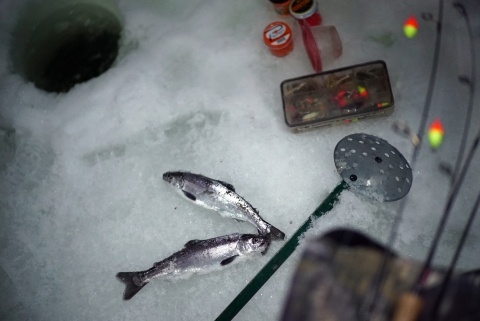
[
  {"x1": 375, "y1": 156, "x2": 382, "y2": 163},
  {"x1": 11, "y1": 0, "x2": 123, "y2": 93},
  {"x1": 350, "y1": 174, "x2": 357, "y2": 181}
]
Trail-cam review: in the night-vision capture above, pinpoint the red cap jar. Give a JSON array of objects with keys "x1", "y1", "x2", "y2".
[
  {"x1": 263, "y1": 22, "x2": 294, "y2": 57},
  {"x1": 289, "y1": 0, "x2": 322, "y2": 26}
]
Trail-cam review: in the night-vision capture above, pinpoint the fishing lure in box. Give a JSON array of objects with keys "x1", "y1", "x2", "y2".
[{"x1": 281, "y1": 60, "x2": 395, "y2": 133}]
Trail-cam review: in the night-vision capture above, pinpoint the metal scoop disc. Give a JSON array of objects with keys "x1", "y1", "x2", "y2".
[{"x1": 334, "y1": 133, "x2": 412, "y2": 202}]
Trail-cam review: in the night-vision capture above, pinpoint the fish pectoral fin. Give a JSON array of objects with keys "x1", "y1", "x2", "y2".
[
  {"x1": 182, "y1": 190, "x2": 197, "y2": 201},
  {"x1": 216, "y1": 180, "x2": 235, "y2": 192},
  {"x1": 221, "y1": 255, "x2": 239, "y2": 266},
  {"x1": 184, "y1": 239, "x2": 201, "y2": 247}
]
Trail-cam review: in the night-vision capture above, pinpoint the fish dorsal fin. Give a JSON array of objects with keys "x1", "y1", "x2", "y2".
[
  {"x1": 216, "y1": 180, "x2": 235, "y2": 191},
  {"x1": 221, "y1": 255, "x2": 239, "y2": 266},
  {"x1": 184, "y1": 239, "x2": 201, "y2": 248}
]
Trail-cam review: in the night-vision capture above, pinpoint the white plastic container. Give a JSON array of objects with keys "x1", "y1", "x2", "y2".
[{"x1": 300, "y1": 23, "x2": 342, "y2": 72}]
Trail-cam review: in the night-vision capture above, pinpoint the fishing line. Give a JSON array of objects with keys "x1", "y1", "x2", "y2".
[
  {"x1": 391, "y1": 2, "x2": 479, "y2": 316},
  {"x1": 359, "y1": 1, "x2": 445, "y2": 319},
  {"x1": 377, "y1": 0, "x2": 480, "y2": 303},
  {"x1": 413, "y1": 1, "x2": 478, "y2": 294},
  {"x1": 415, "y1": 131, "x2": 479, "y2": 289},
  {"x1": 449, "y1": 2, "x2": 476, "y2": 185},
  {"x1": 429, "y1": 189, "x2": 480, "y2": 321}
]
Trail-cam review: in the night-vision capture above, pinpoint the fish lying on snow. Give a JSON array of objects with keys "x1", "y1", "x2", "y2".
[
  {"x1": 163, "y1": 171, "x2": 285, "y2": 240},
  {"x1": 116, "y1": 233, "x2": 270, "y2": 300}
]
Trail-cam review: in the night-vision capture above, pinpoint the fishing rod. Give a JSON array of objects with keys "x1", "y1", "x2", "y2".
[
  {"x1": 429, "y1": 189, "x2": 480, "y2": 321},
  {"x1": 358, "y1": 1, "x2": 446, "y2": 319}
]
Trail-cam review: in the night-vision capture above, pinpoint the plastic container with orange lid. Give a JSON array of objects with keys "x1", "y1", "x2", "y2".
[
  {"x1": 263, "y1": 22, "x2": 294, "y2": 57},
  {"x1": 269, "y1": 0, "x2": 292, "y2": 16}
]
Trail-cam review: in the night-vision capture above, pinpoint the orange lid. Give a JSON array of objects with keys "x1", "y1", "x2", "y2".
[{"x1": 263, "y1": 22, "x2": 292, "y2": 49}]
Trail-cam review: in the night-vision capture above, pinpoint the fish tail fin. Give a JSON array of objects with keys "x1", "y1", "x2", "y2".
[
  {"x1": 267, "y1": 225, "x2": 286, "y2": 240},
  {"x1": 116, "y1": 271, "x2": 147, "y2": 300}
]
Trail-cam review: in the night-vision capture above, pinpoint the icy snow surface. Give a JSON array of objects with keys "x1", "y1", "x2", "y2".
[{"x1": 1, "y1": 0, "x2": 480, "y2": 320}]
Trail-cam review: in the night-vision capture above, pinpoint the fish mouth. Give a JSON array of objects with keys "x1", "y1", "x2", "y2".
[
  {"x1": 261, "y1": 246, "x2": 269, "y2": 255},
  {"x1": 163, "y1": 172, "x2": 172, "y2": 182}
]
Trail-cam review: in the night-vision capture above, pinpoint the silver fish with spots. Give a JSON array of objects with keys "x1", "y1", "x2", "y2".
[
  {"x1": 163, "y1": 171, "x2": 285, "y2": 240},
  {"x1": 116, "y1": 233, "x2": 270, "y2": 300}
]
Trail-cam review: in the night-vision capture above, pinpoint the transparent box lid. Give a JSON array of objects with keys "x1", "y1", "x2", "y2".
[{"x1": 281, "y1": 60, "x2": 394, "y2": 128}]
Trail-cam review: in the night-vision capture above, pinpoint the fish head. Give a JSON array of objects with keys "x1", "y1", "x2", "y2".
[
  {"x1": 163, "y1": 171, "x2": 185, "y2": 189},
  {"x1": 237, "y1": 234, "x2": 271, "y2": 256}
]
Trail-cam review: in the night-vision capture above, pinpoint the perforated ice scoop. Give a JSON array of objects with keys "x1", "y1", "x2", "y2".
[{"x1": 334, "y1": 133, "x2": 412, "y2": 202}]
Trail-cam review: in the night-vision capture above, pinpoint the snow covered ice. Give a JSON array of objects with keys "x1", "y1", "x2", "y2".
[{"x1": 1, "y1": 0, "x2": 480, "y2": 320}]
